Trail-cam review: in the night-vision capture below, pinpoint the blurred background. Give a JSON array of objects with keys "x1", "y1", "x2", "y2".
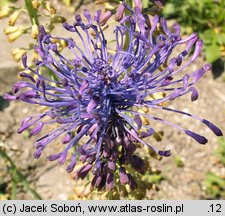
[{"x1": 0, "y1": 0, "x2": 225, "y2": 200}]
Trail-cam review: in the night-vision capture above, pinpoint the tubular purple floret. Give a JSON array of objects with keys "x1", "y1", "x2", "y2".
[
  {"x1": 75, "y1": 163, "x2": 93, "y2": 180},
  {"x1": 58, "y1": 151, "x2": 68, "y2": 165},
  {"x1": 94, "y1": 9, "x2": 102, "y2": 22},
  {"x1": 99, "y1": 11, "x2": 112, "y2": 26},
  {"x1": 140, "y1": 128, "x2": 155, "y2": 138},
  {"x1": 48, "y1": 153, "x2": 61, "y2": 161},
  {"x1": 63, "y1": 22, "x2": 75, "y2": 32},
  {"x1": 202, "y1": 120, "x2": 223, "y2": 136},
  {"x1": 19, "y1": 72, "x2": 35, "y2": 83},
  {"x1": 115, "y1": 4, "x2": 125, "y2": 21},
  {"x1": 62, "y1": 132, "x2": 72, "y2": 144},
  {"x1": 172, "y1": 23, "x2": 180, "y2": 36},
  {"x1": 83, "y1": 9, "x2": 92, "y2": 24},
  {"x1": 21, "y1": 54, "x2": 28, "y2": 68},
  {"x1": 66, "y1": 155, "x2": 77, "y2": 173},
  {"x1": 185, "y1": 130, "x2": 208, "y2": 144},
  {"x1": 189, "y1": 87, "x2": 199, "y2": 101},
  {"x1": 134, "y1": 0, "x2": 143, "y2": 11},
  {"x1": 191, "y1": 40, "x2": 203, "y2": 62},
  {"x1": 33, "y1": 147, "x2": 43, "y2": 159},
  {"x1": 12, "y1": 81, "x2": 30, "y2": 93},
  {"x1": 18, "y1": 114, "x2": 45, "y2": 134},
  {"x1": 75, "y1": 14, "x2": 82, "y2": 23},
  {"x1": 106, "y1": 173, "x2": 115, "y2": 190},
  {"x1": 158, "y1": 150, "x2": 171, "y2": 157},
  {"x1": 192, "y1": 64, "x2": 211, "y2": 83},
  {"x1": 182, "y1": 74, "x2": 190, "y2": 90},
  {"x1": 29, "y1": 122, "x2": 44, "y2": 136},
  {"x1": 3, "y1": 93, "x2": 17, "y2": 101},
  {"x1": 119, "y1": 167, "x2": 129, "y2": 185}
]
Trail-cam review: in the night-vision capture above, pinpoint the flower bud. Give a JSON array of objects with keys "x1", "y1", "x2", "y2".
[
  {"x1": 32, "y1": 0, "x2": 40, "y2": 9},
  {"x1": 30, "y1": 122, "x2": 44, "y2": 136},
  {"x1": 99, "y1": 11, "x2": 112, "y2": 26},
  {"x1": 140, "y1": 128, "x2": 154, "y2": 138},
  {"x1": 51, "y1": 16, "x2": 66, "y2": 24},
  {"x1": 144, "y1": 14, "x2": 151, "y2": 28},
  {"x1": 83, "y1": 9, "x2": 91, "y2": 23},
  {"x1": 42, "y1": 2, "x2": 56, "y2": 15},
  {"x1": 128, "y1": 174, "x2": 137, "y2": 190},
  {"x1": 115, "y1": 4, "x2": 125, "y2": 21},
  {"x1": 48, "y1": 153, "x2": 61, "y2": 161},
  {"x1": 66, "y1": 156, "x2": 77, "y2": 173},
  {"x1": 33, "y1": 146, "x2": 44, "y2": 159},
  {"x1": 0, "y1": 6, "x2": 14, "y2": 18},
  {"x1": 7, "y1": 29, "x2": 25, "y2": 42},
  {"x1": 75, "y1": 163, "x2": 93, "y2": 180},
  {"x1": 103, "y1": 144, "x2": 111, "y2": 158},
  {"x1": 12, "y1": 81, "x2": 29, "y2": 93},
  {"x1": 79, "y1": 154, "x2": 87, "y2": 163},
  {"x1": 3, "y1": 93, "x2": 17, "y2": 101},
  {"x1": 134, "y1": 114, "x2": 142, "y2": 129},
  {"x1": 107, "y1": 160, "x2": 116, "y2": 171},
  {"x1": 91, "y1": 174, "x2": 103, "y2": 188},
  {"x1": 119, "y1": 167, "x2": 129, "y2": 185},
  {"x1": 4, "y1": 26, "x2": 19, "y2": 35},
  {"x1": 131, "y1": 155, "x2": 146, "y2": 174},
  {"x1": 106, "y1": 173, "x2": 114, "y2": 190},
  {"x1": 134, "y1": 0, "x2": 143, "y2": 11},
  {"x1": 58, "y1": 151, "x2": 68, "y2": 165},
  {"x1": 32, "y1": 24, "x2": 39, "y2": 39},
  {"x1": 189, "y1": 87, "x2": 198, "y2": 101},
  {"x1": 11, "y1": 48, "x2": 27, "y2": 62},
  {"x1": 94, "y1": 10, "x2": 102, "y2": 22},
  {"x1": 87, "y1": 99, "x2": 98, "y2": 113},
  {"x1": 8, "y1": 10, "x2": 20, "y2": 26},
  {"x1": 62, "y1": 132, "x2": 71, "y2": 144}
]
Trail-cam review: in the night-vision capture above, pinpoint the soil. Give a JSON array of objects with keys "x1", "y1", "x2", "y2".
[{"x1": 0, "y1": 1, "x2": 225, "y2": 200}]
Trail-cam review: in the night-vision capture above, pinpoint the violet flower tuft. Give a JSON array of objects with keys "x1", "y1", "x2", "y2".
[{"x1": 4, "y1": 4, "x2": 223, "y2": 190}]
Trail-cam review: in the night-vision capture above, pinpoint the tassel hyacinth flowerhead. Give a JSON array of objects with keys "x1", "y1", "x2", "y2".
[{"x1": 4, "y1": 2, "x2": 223, "y2": 190}]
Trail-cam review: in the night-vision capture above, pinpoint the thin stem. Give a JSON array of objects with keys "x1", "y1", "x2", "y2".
[
  {"x1": 24, "y1": 0, "x2": 39, "y2": 25},
  {"x1": 0, "y1": 147, "x2": 42, "y2": 200}
]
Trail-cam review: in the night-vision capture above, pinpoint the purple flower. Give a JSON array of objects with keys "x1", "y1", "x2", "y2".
[{"x1": 4, "y1": 4, "x2": 223, "y2": 190}]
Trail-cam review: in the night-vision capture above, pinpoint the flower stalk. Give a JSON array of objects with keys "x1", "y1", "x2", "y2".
[{"x1": 24, "y1": 0, "x2": 39, "y2": 26}]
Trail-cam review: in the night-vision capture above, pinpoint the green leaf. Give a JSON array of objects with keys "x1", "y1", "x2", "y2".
[
  {"x1": 163, "y1": 3, "x2": 176, "y2": 17},
  {"x1": 205, "y1": 172, "x2": 225, "y2": 187},
  {"x1": 218, "y1": 137, "x2": 225, "y2": 148},
  {"x1": 143, "y1": 173, "x2": 165, "y2": 184},
  {"x1": 0, "y1": 148, "x2": 42, "y2": 200},
  {"x1": 200, "y1": 29, "x2": 215, "y2": 44},
  {"x1": 204, "y1": 42, "x2": 221, "y2": 63},
  {"x1": 217, "y1": 33, "x2": 225, "y2": 45},
  {"x1": 174, "y1": 156, "x2": 184, "y2": 168}
]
